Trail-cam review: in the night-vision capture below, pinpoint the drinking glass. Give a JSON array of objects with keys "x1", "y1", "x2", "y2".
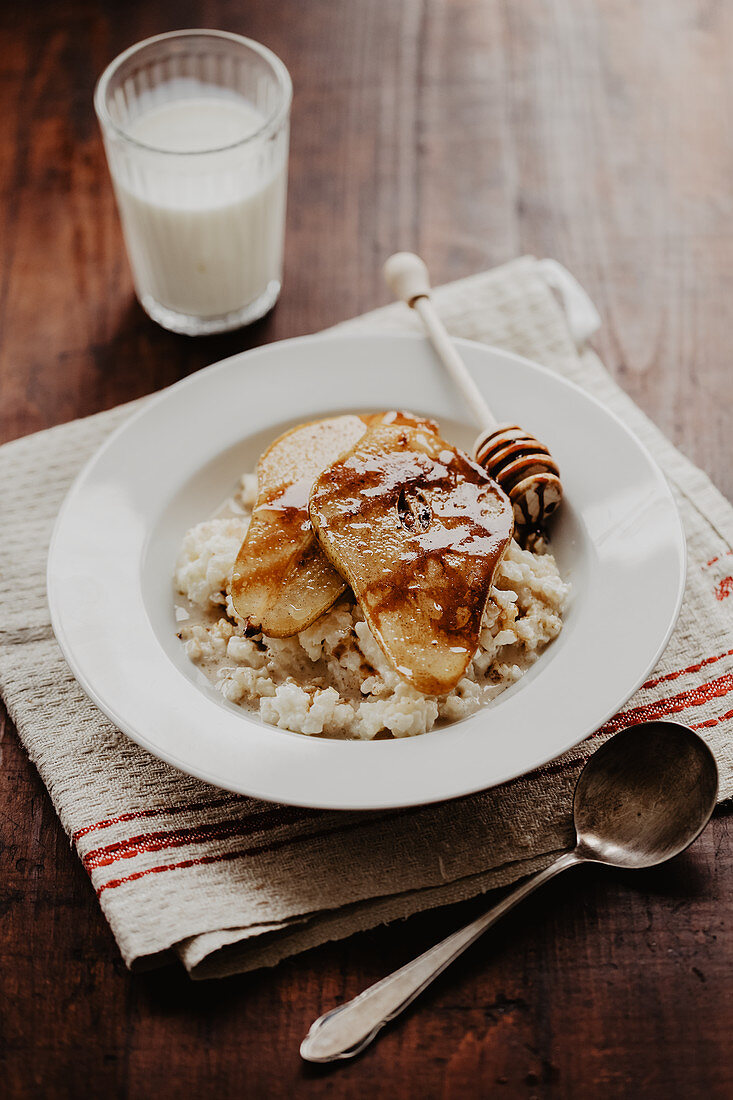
[{"x1": 94, "y1": 30, "x2": 291, "y2": 335}]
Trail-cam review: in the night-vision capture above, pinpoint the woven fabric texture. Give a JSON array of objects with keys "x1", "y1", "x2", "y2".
[{"x1": 1, "y1": 256, "x2": 731, "y2": 978}]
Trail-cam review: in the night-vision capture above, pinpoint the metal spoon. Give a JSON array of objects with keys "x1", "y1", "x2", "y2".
[{"x1": 300, "y1": 720, "x2": 718, "y2": 1063}]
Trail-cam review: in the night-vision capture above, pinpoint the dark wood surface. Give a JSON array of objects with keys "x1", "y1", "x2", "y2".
[{"x1": 1, "y1": 2, "x2": 732, "y2": 1097}]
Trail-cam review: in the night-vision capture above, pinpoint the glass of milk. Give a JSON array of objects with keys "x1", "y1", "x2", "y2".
[{"x1": 94, "y1": 30, "x2": 291, "y2": 335}]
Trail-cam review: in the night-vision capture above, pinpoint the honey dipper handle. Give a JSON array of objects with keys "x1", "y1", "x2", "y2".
[{"x1": 383, "y1": 252, "x2": 498, "y2": 432}]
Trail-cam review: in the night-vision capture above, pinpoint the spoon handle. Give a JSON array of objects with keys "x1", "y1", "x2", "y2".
[{"x1": 300, "y1": 849, "x2": 581, "y2": 1063}]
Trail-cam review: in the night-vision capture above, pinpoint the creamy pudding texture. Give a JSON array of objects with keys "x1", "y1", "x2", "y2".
[
  {"x1": 174, "y1": 472, "x2": 569, "y2": 740},
  {"x1": 114, "y1": 90, "x2": 287, "y2": 318}
]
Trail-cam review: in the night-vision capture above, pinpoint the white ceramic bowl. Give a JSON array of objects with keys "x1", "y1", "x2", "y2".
[{"x1": 47, "y1": 333, "x2": 685, "y2": 809}]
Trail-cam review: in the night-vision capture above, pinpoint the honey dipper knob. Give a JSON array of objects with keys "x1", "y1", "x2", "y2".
[
  {"x1": 475, "y1": 424, "x2": 563, "y2": 530},
  {"x1": 383, "y1": 252, "x2": 564, "y2": 541},
  {"x1": 383, "y1": 252, "x2": 433, "y2": 306}
]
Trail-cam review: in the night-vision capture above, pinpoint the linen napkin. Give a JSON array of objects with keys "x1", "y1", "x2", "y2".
[{"x1": 1, "y1": 257, "x2": 731, "y2": 979}]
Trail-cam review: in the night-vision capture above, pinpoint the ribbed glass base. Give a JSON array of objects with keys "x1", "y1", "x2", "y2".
[{"x1": 139, "y1": 280, "x2": 281, "y2": 335}]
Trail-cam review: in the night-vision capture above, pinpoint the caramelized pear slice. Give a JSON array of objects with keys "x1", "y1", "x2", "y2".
[
  {"x1": 309, "y1": 422, "x2": 514, "y2": 695},
  {"x1": 231, "y1": 416, "x2": 369, "y2": 637},
  {"x1": 230, "y1": 411, "x2": 438, "y2": 637}
]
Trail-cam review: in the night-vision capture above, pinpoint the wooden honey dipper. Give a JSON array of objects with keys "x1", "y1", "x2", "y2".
[{"x1": 383, "y1": 252, "x2": 563, "y2": 540}]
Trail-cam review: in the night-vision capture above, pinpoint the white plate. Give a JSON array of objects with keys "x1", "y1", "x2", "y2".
[{"x1": 47, "y1": 333, "x2": 686, "y2": 810}]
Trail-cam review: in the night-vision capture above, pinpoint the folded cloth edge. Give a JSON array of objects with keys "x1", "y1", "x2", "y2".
[{"x1": 1, "y1": 255, "x2": 731, "y2": 979}]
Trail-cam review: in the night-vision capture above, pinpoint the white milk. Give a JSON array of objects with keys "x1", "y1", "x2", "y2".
[{"x1": 112, "y1": 93, "x2": 287, "y2": 320}]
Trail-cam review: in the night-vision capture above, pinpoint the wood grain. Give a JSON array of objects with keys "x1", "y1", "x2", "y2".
[{"x1": 1, "y1": 1, "x2": 732, "y2": 1097}]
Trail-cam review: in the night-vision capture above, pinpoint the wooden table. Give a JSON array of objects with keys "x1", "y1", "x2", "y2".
[{"x1": 2, "y1": 2, "x2": 731, "y2": 1096}]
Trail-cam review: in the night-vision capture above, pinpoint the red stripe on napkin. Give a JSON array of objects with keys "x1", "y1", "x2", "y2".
[
  {"x1": 596, "y1": 672, "x2": 733, "y2": 735},
  {"x1": 72, "y1": 795, "x2": 242, "y2": 841},
  {"x1": 74, "y1": 798, "x2": 320, "y2": 846},
  {"x1": 641, "y1": 649, "x2": 733, "y2": 691},
  {"x1": 692, "y1": 706, "x2": 733, "y2": 731},
  {"x1": 93, "y1": 811, "x2": 411, "y2": 896},
  {"x1": 715, "y1": 577, "x2": 733, "y2": 601},
  {"x1": 705, "y1": 550, "x2": 733, "y2": 568},
  {"x1": 96, "y1": 849, "x2": 247, "y2": 894},
  {"x1": 87, "y1": 672, "x2": 733, "y2": 891},
  {"x1": 83, "y1": 806, "x2": 319, "y2": 870}
]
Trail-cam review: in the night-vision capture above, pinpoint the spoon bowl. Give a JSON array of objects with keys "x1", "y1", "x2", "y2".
[{"x1": 573, "y1": 720, "x2": 719, "y2": 869}]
